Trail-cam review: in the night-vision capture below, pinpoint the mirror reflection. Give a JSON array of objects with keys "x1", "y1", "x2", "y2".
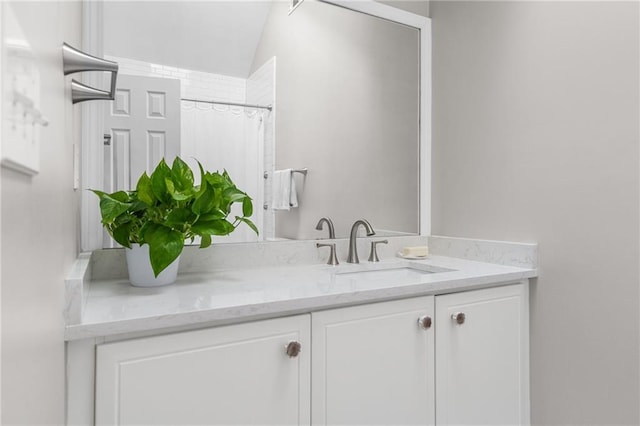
[{"x1": 100, "y1": 0, "x2": 420, "y2": 244}]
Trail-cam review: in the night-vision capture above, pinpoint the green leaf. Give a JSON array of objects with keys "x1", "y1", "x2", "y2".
[
  {"x1": 191, "y1": 219, "x2": 235, "y2": 236},
  {"x1": 165, "y1": 178, "x2": 193, "y2": 201},
  {"x1": 191, "y1": 181, "x2": 216, "y2": 215},
  {"x1": 145, "y1": 225, "x2": 184, "y2": 277},
  {"x1": 165, "y1": 208, "x2": 195, "y2": 228},
  {"x1": 199, "y1": 234, "x2": 212, "y2": 249},
  {"x1": 223, "y1": 187, "x2": 247, "y2": 204},
  {"x1": 111, "y1": 222, "x2": 133, "y2": 248},
  {"x1": 198, "y1": 210, "x2": 226, "y2": 221},
  {"x1": 138, "y1": 221, "x2": 156, "y2": 243},
  {"x1": 99, "y1": 194, "x2": 132, "y2": 223},
  {"x1": 205, "y1": 172, "x2": 226, "y2": 188},
  {"x1": 242, "y1": 196, "x2": 253, "y2": 217},
  {"x1": 150, "y1": 159, "x2": 172, "y2": 203},
  {"x1": 171, "y1": 157, "x2": 195, "y2": 191},
  {"x1": 222, "y1": 169, "x2": 233, "y2": 183},
  {"x1": 129, "y1": 200, "x2": 149, "y2": 213},
  {"x1": 114, "y1": 213, "x2": 133, "y2": 226},
  {"x1": 109, "y1": 191, "x2": 131, "y2": 203},
  {"x1": 165, "y1": 178, "x2": 175, "y2": 198},
  {"x1": 236, "y1": 216, "x2": 259, "y2": 235},
  {"x1": 195, "y1": 161, "x2": 207, "y2": 197},
  {"x1": 136, "y1": 172, "x2": 155, "y2": 206}
]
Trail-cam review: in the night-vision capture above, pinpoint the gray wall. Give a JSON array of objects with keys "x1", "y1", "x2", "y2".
[
  {"x1": 430, "y1": 1, "x2": 639, "y2": 424},
  {"x1": 1, "y1": 2, "x2": 81, "y2": 424},
  {"x1": 252, "y1": 0, "x2": 421, "y2": 239},
  {"x1": 379, "y1": 0, "x2": 429, "y2": 18}
]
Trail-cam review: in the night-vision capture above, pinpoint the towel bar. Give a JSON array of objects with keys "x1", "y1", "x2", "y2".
[
  {"x1": 62, "y1": 43, "x2": 119, "y2": 104},
  {"x1": 263, "y1": 168, "x2": 308, "y2": 179}
]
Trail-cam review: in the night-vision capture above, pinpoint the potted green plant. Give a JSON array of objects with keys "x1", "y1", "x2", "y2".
[{"x1": 92, "y1": 156, "x2": 258, "y2": 287}]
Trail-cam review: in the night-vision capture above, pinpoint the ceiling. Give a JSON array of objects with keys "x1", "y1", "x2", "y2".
[{"x1": 103, "y1": 1, "x2": 273, "y2": 78}]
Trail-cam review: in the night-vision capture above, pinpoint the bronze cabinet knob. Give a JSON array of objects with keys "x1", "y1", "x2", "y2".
[
  {"x1": 285, "y1": 341, "x2": 302, "y2": 358},
  {"x1": 451, "y1": 312, "x2": 466, "y2": 325},
  {"x1": 417, "y1": 315, "x2": 432, "y2": 329}
]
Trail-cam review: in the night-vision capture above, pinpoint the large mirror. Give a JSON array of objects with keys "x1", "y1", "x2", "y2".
[{"x1": 87, "y1": 0, "x2": 427, "y2": 246}]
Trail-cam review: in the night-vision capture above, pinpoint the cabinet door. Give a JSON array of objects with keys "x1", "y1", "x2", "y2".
[
  {"x1": 312, "y1": 296, "x2": 435, "y2": 426},
  {"x1": 435, "y1": 283, "x2": 530, "y2": 426},
  {"x1": 95, "y1": 315, "x2": 310, "y2": 426}
]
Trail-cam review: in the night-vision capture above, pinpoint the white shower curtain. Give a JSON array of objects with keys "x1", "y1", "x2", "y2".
[{"x1": 181, "y1": 102, "x2": 263, "y2": 243}]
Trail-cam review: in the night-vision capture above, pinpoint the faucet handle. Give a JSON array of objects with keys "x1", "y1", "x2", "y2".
[
  {"x1": 368, "y1": 239, "x2": 388, "y2": 262},
  {"x1": 317, "y1": 243, "x2": 339, "y2": 265}
]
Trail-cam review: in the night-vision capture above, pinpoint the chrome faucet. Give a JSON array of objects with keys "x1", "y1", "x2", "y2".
[
  {"x1": 315, "y1": 217, "x2": 335, "y2": 239},
  {"x1": 347, "y1": 219, "x2": 375, "y2": 263}
]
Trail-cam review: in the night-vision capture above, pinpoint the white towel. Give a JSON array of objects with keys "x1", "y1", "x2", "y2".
[{"x1": 271, "y1": 169, "x2": 298, "y2": 211}]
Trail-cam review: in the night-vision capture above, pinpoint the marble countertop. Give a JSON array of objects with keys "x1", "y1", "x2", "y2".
[{"x1": 65, "y1": 253, "x2": 537, "y2": 341}]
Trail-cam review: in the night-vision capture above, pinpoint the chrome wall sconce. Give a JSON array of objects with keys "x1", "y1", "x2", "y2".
[{"x1": 62, "y1": 43, "x2": 119, "y2": 104}]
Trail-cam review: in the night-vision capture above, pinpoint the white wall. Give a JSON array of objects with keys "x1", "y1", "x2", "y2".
[
  {"x1": 107, "y1": 56, "x2": 248, "y2": 105},
  {"x1": 430, "y1": 1, "x2": 639, "y2": 424},
  {"x1": 1, "y1": 1, "x2": 81, "y2": 424}
]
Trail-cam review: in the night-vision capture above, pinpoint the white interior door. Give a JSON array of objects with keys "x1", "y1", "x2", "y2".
[
  {"x1": 102, "y1": 74, "x2": 180, "y2": 247},
  {"x1": 103, "y1": 74, "x2": 180, "y2": 193}
]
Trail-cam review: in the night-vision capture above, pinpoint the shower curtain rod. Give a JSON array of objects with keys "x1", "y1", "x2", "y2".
[{"x1": 181, "y1": 97, "x2": 273, "y2": 112}]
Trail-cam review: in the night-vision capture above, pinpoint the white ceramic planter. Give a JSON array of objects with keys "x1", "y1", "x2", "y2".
[{"x1": 125, "y1": 244, "x2": 180, "y2": 287}]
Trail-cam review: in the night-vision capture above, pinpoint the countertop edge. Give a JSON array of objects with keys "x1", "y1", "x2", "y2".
[{"x1": 64, "y1": 268, "x2": 536, "y2": 341}]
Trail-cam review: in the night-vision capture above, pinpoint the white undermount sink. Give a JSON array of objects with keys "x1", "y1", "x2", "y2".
[{"x1": 332, "y1": 261, "x2": 453, "y2": 284}]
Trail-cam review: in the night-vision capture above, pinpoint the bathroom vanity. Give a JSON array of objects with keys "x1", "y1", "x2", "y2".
[{"x1": 65, "y1": 236, "x2": 537, "y2": 425}]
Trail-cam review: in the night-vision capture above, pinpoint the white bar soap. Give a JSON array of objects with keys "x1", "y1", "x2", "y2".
[{"x1": 402, "y1": 246, "x2": 428, "y2": 257}]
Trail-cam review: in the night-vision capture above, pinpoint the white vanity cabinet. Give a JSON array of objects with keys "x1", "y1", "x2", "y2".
[
  {"x1": 90, "y1": 283, "x2": 529, "y2": 426},
  {"x1": 435, "y1": 283, "x2": 530, "y2": 426},
  {"x1": 311, "y1": 296, "x2": 436, "y2": 426},
  {"x1": 94, "y1": 315, "x2": 311, "y2": 426},
  {"x1": 310, "y1": 283, "x2": 529, "y2": 426}
]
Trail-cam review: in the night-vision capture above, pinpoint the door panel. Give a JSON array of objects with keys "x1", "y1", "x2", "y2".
[
  {"x1": 96, "y1": 315, "x2": 311, "y2": 426},
  {"x1": 312, "y1": 296, "x2": 435, "y2": 426},
  {"x1": 435, "y1": 283, "x2": 530, "y2": 426},
  {"x1": 103, "y1": 74, "x2": 180, "y2": 193},
  {"x1": 102, "y1": 74, "x2": 180, "y2": 248}
]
